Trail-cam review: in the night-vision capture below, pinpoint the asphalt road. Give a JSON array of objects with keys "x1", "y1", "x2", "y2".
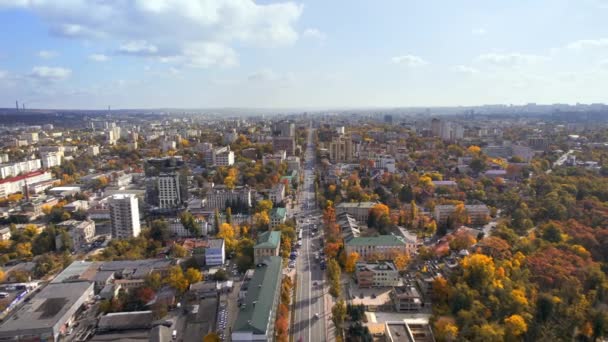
[{"x1": 293, "y1": 125, "x2": 327, "y2": 342}]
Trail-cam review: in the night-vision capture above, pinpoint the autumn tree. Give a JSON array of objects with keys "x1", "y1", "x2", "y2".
[
  {"x1": 203, "y1": 332, "x2": 221, "y2": 342},
  {"x1": 224, "y1": 167, "x2": 238, "y2": 189},
  {"x1": 393, "y1": 252, "x2": 410, "y2": 271},
  {"x1": 332, "y1": 299, "x2": 347, "y2": 328},
  {"x1": 185, "y1": 267, "x2": 203, "y2": 284},
  {"x1": 434, "y1": 316, "x2": 458, "y2": 342},
  {"x1": 165, "y1": 265, "x2": 189, "y2": 293},
  {"x1": 345, "y1": 252, "x2": 359, "y2": 273},
  {"x1": 461, "y1": 253, "x2": 496, "y2": 291},
  {"x1": 504, "y1": 314, "x2": 527, "y2": 337},
  {"x1": 217, "y1": 223, "x2": 237, "y2": 252}
]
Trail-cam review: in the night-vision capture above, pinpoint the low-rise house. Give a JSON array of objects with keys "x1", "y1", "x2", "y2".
[{"x1": 55, "y1": 219, "x2": 95, "y2": 251}]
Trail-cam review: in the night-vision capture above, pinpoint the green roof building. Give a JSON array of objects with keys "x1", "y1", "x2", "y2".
[
  {"x1": 231, "y1": 256, "x2": 283, "y2": 341},
  {"x1": 345, "y1": 235, "x2": 408, "y2": 261},
  {"x1": 254, "y1": 231, "x2": 281, "y2": 264},
  {"x1": 269, "y1": 207, "x2": 287, "y2": 229}
]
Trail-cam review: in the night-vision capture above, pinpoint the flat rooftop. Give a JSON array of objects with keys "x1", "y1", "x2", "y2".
[{"x1": 0, "y1": 282, "x2": 93, "y2": 337}]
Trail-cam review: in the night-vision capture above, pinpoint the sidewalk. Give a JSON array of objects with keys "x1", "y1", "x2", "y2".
[{"x1": 324, "y1": 287, "x2": 336, "y2": 342}]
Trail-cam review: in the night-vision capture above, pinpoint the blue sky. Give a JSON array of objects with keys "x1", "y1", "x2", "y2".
[{"x1": 1, "y1": 0, "x2": 608, "y2": 109}]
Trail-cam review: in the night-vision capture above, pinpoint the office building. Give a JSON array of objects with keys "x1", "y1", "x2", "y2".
[
  {"x1": 109, "y1": 194, "x2": 141, "y2": 239},
  {"x1": 355, "y1": 261, "x2": 400, "y2": 288},
  {"x1": 232, "y1": 256, "x2": 283, "y2": 342},
  {"x1": 269, "y1": 207, "x2": 287, "y2": 229},
  {"x1": 345, "y1": 235, "x2": 407, "y2": 261},
  {"x1": 433, "y1": 204, "x2": 490, "y2": 226},
  {"x1": 215, "y1": 149, "x2": 235, "y2": 167},
  {"x1": 205, "y1": 186, "x2": 252, "y2": 211},
  {"x1": 272, "y1": 136, "x2": 295, "y2": 156},
  {"x1": 335, "y1": 201, "x2": 376, "y2": 223},
  {"x1": 328, "y1": 134, "x2": 354, "y2": 163}
]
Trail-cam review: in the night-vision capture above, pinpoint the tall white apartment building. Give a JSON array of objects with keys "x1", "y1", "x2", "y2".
[
  {"x1": 158, "y1": 173, "x2": 181, "y2": 209},
  {"x1": 0, "y1": 159, "x2": 42, "y2": 178},
  {"x1": 109, "y1": 194, "x2": 141, "y2": 239},
  {"x1": 41, "y1": 152, "x2": 62, "y2": 169}
]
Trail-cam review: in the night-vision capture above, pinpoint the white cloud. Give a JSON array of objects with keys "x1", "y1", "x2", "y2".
[
  {"x1": 28, "y1": 66, "x2": 72, "y2": 81},
  {"x1": 391, "y1": 55, "x2": 428, "y2": 67},
  {"x1": 182, "y1": 42, "x2": 238, "y2": 68},
  {"x1": 0, "y1": 0, "x2": 303, "y2": 67},
  {"x1": 303, "y1": 28, "x2": 326, "y2": 41},
  {"x1": 566, "y1": 38, "x2": 608, "y2": 50},
  {"x1": 472, "y1": 28, "x2": 486, "y2": 35},
  {"x1": 89, "y1": 54, "x2": 109, "y2": 62},
  {"x1": 452, "y1": 65, "x2": 479, "y2": 74},
  {"x1": 476, "y1": 53, "x2": 547, "y2": 66},
  {"x1": 118, "y1": 40, "x2": 159, "y2": 55},
  {"x1": 248, "y1": 68, "x2": 293, "y2": 83},
  {"x1": 38, "y1": 50, "x2": 58, "y2": 58},
  {"x1": 0, "y1": 70, "x2": 6, "y2": 79}
]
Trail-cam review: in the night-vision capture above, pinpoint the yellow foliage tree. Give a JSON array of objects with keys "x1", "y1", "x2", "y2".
[
  {"x1": 253, "y1": 211, "x2": 270, "y2": 231},
  {"x1": 344, "y1": 252, "x2": 359, "y2": 273},
  {"x1": 185, "y1": 267, "x2": 203, "y2": 284},
  {"x1": 0, "y1": 269, "x2": 5, "y2": 283},
  {"x1": 224, "y1": 167, "x2": 238, "y2": 189},
  {"x1": 165, "y1": 266, "x2": 189, "y2": 293},
  {"x1": 467, "y1": 145, "x2": 481, "y2": 155},
  {"x1": 7, "y1": 193, "x2": 23, "y2": 202},
  {"x1": 203, "y1": 333, "x2": 221, "y2": 342},
  {"x1": 434, "y1": 316, "x2": 458, "y2": 341},
  {"x1": 217, "y1": 223, "x2": 237, "y2": 252},
  {"x1": 394, "y1": 252, "x2": 410, "y2": 271},
  {"x1": 504, "y1": 314, "x2": 527, "y2": 336},
  {"x1": 461, "y1": 253, "x2": 496, "y2": 290}
]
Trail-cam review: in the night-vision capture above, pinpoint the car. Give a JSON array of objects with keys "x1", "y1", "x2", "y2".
[
  {"x1": 313, "y1": 281, "x2": 317, "y2": 286},
  {"x1": 314, "y1": 313, "x2": 320, "y2": 319}
]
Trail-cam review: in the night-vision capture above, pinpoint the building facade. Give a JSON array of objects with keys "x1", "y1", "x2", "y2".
[
  {"x1": 109, "y1": 194, "x2": 141, "y2": 239},
  {"x1": 355, "y1": 261, "x2": 400, "y2": 288},
  {"x1": 253, "y1": 231, "x2": 281, "y2": 264},
  {"x1": 205, "y1": 239, "x2": 226, "y2": 266},
  {"x1": 345, "y1": 235, "x2": 407, "y2": 261}
]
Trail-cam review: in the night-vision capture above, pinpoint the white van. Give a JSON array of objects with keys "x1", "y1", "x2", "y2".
[{"x1": 172, "y1": 330, "x2": 177, "y2": 340}]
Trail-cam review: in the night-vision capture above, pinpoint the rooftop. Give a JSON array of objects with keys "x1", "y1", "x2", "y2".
[
  {"x1": 233, "y1": 256, "x2": 282, "y2": 335},
  {"x1": 207, "y1": 238, "x2": 224, "y2": 249},
  {"x1": 336, "y1": 201, "x2": 377, "y2": 208},
  {"x1": 254, "y1": 231, "x2": 281, "y2": 249},
  {"x1": 0, "y1": 282, "x2": 93, "y2": 336},
  {"x1": 346, "y1": 235, "x2": 405, "y2": 247},
  {"x1": 270, "y1": 207, "x2": 286, "y2": 219}
]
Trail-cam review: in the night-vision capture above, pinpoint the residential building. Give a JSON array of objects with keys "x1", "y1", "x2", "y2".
[
  {"x1": 335, "y1": 201, "x2": 376, "y2": 223},
  {"x1": 375, "y1": 155, "x2": 396, "y2": 172},
  {"x1": 0, "y1": 227, "x2": 11, "y2": 241},
  {"x1": 385, "y1": 320, "x2": 435, "y2": 342},
  {"x1": 328, "y1": 134, "x2": 354, "y2": 163},
  {"x1": 269, "y1": 183, "x2": 285, "y2": 205},
  {"x1": 253, "y1": 231, "x2": 281, "y2": 264},
  {"x1": 158, "y1": 172, "x2": 182, "y2": 209},
  {"x1": 55, "y1": 219, "x2": 96, "y2": 251},
  {"x1": 40, "y1": 152, "x2": 62, "y2": 169},
  {"x1": 87, "y1": 145, "x2": 100, "y2": 157},
  {"x1": 168, "y1": 217, "x2": 208, "y2": 237},
  {"x1": 0, "y1": 170, "x2": 53, "y2": 198},
  {"x1": 345, "y1": 235, "x2": 407, "y2": 261},
  {"x1": 355, "y1": 261, "x2": 400, "y2": 288},
  {"x1": 205, "y1": 239, "x2": 226, "y2": 266},
  {"x1": 433, "y1": 204, "x2": 490, "y2": 226},
  {"x1": 205, "y1": 186, "x2": 252, "y2": 211},
  {"x1": 273, "y1": 121, "x2": 295, "y2": 137},
  {"x1": 109, "y1": 194, "x2": 141, "y2": 239},
  {"x1": 269, "y1": 207, "x2": 287, "y2": 229},
  {"x1": 215, "y1": 149, "x2": 235, "y2": 166},
  {"x1": 286, "y1": 156, "x2": 300, "y2": 172},
  {"x1": 337, "y1": 212, "x2": 360, "y2": 242},
  {"x1": 232, "y1": 256, "x2": 283, "y2": 342},
  {"x1": 0, "y1": 282, "x2": 94, "y2": 342},
  {"x1": 272, "y1": 136, "x2": 295, "y2": 156},
  {"x1": 0, "y1": 159, "x2": 42, "y2": 178}
]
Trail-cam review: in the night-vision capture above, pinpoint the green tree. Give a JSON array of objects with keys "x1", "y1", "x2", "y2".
[
  {"x1": 180, "y1": 211, "x2": 201, "y2": 237},
  {"x1": 332, "y1": 299, "x2": 347, "y2": 328},
  {"x1": 150, "y1": 219, "x2": 170, "y2": 242}
]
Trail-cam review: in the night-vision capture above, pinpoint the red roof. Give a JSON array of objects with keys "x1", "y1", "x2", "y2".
[{"x1": 0, "y1": 170, "x2": 47, "y2": 185}]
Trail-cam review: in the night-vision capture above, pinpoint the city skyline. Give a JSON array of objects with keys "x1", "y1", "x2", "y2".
[{"x1": 1, "y1": 0, "x2": 608, "y2": 109}]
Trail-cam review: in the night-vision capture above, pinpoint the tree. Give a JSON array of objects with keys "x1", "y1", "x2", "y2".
[
  {"x1": 504, "y1": 314, "x2": 527, "y2": 337},
  {"x1": 332, "y1": 299, "x2": 347, "y2": 328},
  {"x1": 255, "y1": 199, "x2": 273, "y2": 213},
  {"x1": 203, "y1": 333, "x2": 221, "y2": 342},
  {"x1": 434, "y1": 316, "x2": 458, "y2": 342},
  {"x1": 224, "y1": 167, "x2": 238, "y2": 189},
  {"x1": 169, "y1": 244, "x2": 188, "y2": 258},
  {"x1": 461, "y1": 253, "x2": 496, "y2": 291},
  {"x1": 165, "y1": 265, "x2": 189, "y2": 293},
  {"x1": 253, "y1": 211, "x2": 270, "y2": 231},
  {"x1": 145, "y1": 272, "x2": 162, "y2": 290},
  {"x1": 0, "y1": 269, "x2": 5, "y2": 283},
  {"x1": 180, "y1": 211, "x2": 201, "y2": 237},
  {"x1": 150, "y1": 219, "x2": 169, "y2": 242},
  {"x1": 185, "y1": 267, "x2": 203, "y2": 284},
  {"x1": 214, "y1": 209, "x2": 220, "y2": 231},
  {"x1": 393, "y1": 252, "x2": 410, "y2": 271},
  {"x1": 467, "y1": 145, "x2": 481, "y2": 155},
  {"x1": 217, "y1": 223, "x2": 237, "y2": 252},
  {"x1": 345, "y1": 252, "x2": 359, "y2": 274},
  {"x1": 213, "y1": 269, "x2": 229, "y2": 281},
  {"x1": 135, "y1": 287, "x2": 156, "y2": 303},
  {"x1": 226, "y1": 207, "x2": 232, "y2": 224},
  {"x1": 449, "y1": 203, "x2": 469, "y2": 229}
]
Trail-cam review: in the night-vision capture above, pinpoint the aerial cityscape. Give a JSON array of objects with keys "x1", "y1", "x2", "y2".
[{"x1": 1, "y1": 1, "x2": 608, "y2": 342}]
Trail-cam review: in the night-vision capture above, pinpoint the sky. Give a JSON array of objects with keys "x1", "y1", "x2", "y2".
[{"x1": 1, "y1": 0, "x2": 608, "y2": 109}]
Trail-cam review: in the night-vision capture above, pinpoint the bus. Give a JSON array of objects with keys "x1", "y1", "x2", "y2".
[{"x1": 298, "y1": 230, "x2": 303, "y2": 240}]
